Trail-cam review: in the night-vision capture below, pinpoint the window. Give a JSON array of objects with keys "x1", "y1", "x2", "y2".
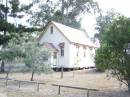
[
  {"x1": 76, "y1": 46, "x2": 79, "y2": 57},
  {"x1": 84, "y1": 49, "x2": 86, "y2": 57},
  {"x1": 60, "y1": 46, "x2": 64, "y2": 56},
  {"x1": 83, "y1": 46, "x2": 86, "y2": 57},
  {"x1": 51, "y1": 26, "x2": 53, "y2": 34},
  {"x1": 59, "y1": 42, "x2": 65, "y2": 57},
  {"x1": 53, "y1": 52, "x2": 57, "y2": 58},
  {"x1": 89, "y1": 47, "x2": 92, "y2": 51}
]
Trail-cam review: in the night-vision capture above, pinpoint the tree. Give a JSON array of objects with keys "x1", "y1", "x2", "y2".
[
  {"x1": 0, "y1": 39, "x2": 24, "y2": 78},
  {"x1": 95, "y1": 44, "x2": 111, "y2": 71},
  {"x1": 0, "y1": 0, "x2": 40, "y2": 45},
  {"x1": 95, "y1": 16, "x2": 130, "y2": 92},
  {"x1": 95, "y1": 10, "x2": 121, "y2": 71},
  {"x1": 95, "y1": 10, "x2": 120, "y2": 71},
  {"x1": 94, "y1": 9, "x2": 120, "y2": 43},
  {"x1": 28, "y1": 0, "x2": 99, "y2": 29},
  {"x1": 0, "y1": 0, "x2": 40, "y2": 72},
  {"x1": 23, "y1": 41, "x2": 52, "y2": 81}
]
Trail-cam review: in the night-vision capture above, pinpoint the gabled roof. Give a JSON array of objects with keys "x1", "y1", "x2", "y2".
[
  {"x1": 39, "y1": 21, "x2": 96, "y2": 48},
  {"x1": 51, "y1": 21, "x2": 96, "y2": 48}
]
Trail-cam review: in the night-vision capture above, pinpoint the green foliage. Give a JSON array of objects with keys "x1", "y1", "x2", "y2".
[
  {"x1": 52, "y1": 10, "x2": 81, "y2": 29},
  {"x1": 95, "y1": 9, "x2": 120, "y2": 43},
  {"x1": 0, "y1": 4, "x2": 8, "y2": 19},
  {"x1": 0, "y1": 0, "x2": 40, "y2": 46},
  {"x1": 28, "y1": 0, "x2": 98, "y2": 29},
  {"x1": 95, "y1": 16, "x2": 130, "y2": 91},
  {"x1": 95, "y1": 45, "x2": 109, "y2": 71},
  {"x1": 0, "y1": 37, "x2": 53, "y2": 80},
  {"x1": 28, "y1": 2, "x2": 54, "y2": 27},
  {"x1": 23, "y1": 41, "x2": 52, "y2": 80},
  {"x1": 0, "y1": 0, "x2": 42, "y2": 73},
  {"x1": 0, "y1": 39, "x2": 24, "y2": 62},
  {"x1": 9, "y1": 0, "x2": 20, "y2": 14},
  {"x1": 0, "y1": 38, "x2": 24, "y2": 74},
  {"x1": 95, "y1": 10, "x2": 120, "y2": 71}
]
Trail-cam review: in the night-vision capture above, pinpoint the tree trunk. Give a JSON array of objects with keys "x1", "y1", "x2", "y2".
[
  {"x1": 6, "y1": 71, "x2": 9, "y2": 79},
  {"x1": 30, "y1": 71, "x2": 34, "y2": 81},
  {"x1": 1, "y1": 61, "x2": 5, "y2": 73},
  {"x1": 61, "y1": 0, "x2": 64, "y2": 23},
  {"x1": 1, "y1": 0, "x2": 8, "y2": 73},
  {"x1": 5, "y1": 71, "x2": 9, "y2": 86},
  {"x1": 128, "y1": 81, "x2": 130, "y2": 92}
]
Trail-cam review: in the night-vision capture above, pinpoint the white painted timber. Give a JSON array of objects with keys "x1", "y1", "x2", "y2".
[{"x1": 39, "y1": 21, "x2": 96, "y2": 68}]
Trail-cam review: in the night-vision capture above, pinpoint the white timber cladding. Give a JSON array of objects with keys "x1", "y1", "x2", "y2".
[
  {"x1": 39, "y1": 23, "x2": 70, "y2": 67},
  {"x1": 69, "y1": 44, "x2": 95, "y2": 68},
  {"x1": 39, "y1": 21, "x2": 96, "y2": 68}
]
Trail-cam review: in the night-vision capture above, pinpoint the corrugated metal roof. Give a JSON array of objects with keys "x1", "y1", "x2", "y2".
[{"x1": 51, "y1": 21, "x2": 96, "y2": 48}]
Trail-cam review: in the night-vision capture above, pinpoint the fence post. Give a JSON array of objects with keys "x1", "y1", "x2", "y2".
[
  {"x1": 18, "y1": 81, "x2": 20, "y2": 88},
  {"x1": 58, "y1": 85, "x2": 61, "y2": 95},
  {"x1": 87, "y1": 90, "x2": 89, "y2": 97},
  {"x1": 37, "y1": 83, "x2": 39, "y2": 92},
  {"x1": 61, "y1": 67, "x2": 63, "y2": 78},
  {"x1": 5, "y1": 78, "x2": 8, "y2": 87}
]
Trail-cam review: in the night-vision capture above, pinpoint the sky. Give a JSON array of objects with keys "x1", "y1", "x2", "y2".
[
  {"x1": 81, "y1": 0, "x2": 130, "y2": 37},
  {"x1": 2, "y1": 0, "x2": 130, "y2": 37}
]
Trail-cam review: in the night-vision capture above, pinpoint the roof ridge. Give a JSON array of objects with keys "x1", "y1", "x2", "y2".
[
  {"x1": 50, "y1": 21, "x2": 96, "y2": 48},
  {"x1": 51, "y1": 21, "x2": 86, "y2": 34}
]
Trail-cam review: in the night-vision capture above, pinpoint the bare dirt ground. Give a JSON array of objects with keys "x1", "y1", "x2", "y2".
[{"x1": 0, "y1": 69, "x2": 130, "y2": 97}]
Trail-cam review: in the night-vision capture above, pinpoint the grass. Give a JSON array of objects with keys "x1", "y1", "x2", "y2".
[{"x1": 0, "y1": 69, "x2": 129, "y2": 97}]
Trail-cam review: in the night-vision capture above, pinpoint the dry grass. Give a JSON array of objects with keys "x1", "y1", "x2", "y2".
[
  {"x1": 0, "y1": 69, "x2": 129, "y2": 97},
  {"x1": 0, "y1": 87, "x2": 63, "y2": 97}
]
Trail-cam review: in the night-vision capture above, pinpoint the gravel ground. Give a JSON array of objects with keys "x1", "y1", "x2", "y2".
[{"x1": 0, "y1": 69, "x2": 130, "y2": 97}]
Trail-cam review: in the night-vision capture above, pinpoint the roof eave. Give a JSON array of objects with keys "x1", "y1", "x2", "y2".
[{"x1": 70, "y1": 42, "x2": 97, "y2": 48}]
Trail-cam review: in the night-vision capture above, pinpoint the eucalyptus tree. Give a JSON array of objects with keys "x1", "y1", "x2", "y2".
[
  {"x1": 28, "y1": 0, "x2": 99, "y2": 29},
  {"x1": 94, "y1": 9, "x2": 121, "y2": 43}
]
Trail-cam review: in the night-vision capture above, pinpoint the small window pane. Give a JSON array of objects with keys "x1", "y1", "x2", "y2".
[
  {"x1": 51, "y1": 26, "x2": 53, "y2": 34},
  {"x1": 60, "y1": 47, "x2": 64, "y2": 56},
  {"x1": 54, "y1": 52, "x2": 57, "y2": 58},
  {"x1": 76, "y1": 47, "x2": 79, "y2": 57},
  {"x1": 83, "y1": 48, "x2": 86, "y2": 57}
]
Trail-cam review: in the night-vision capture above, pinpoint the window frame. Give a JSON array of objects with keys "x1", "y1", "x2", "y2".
[
  {"x1": 60, "y1": 46, "x2": 64, "y2": 57},
  {"x1": 59, "y1": 42, "x2": 65, "y2": 57},
  {"x1": 50, "y1": 26, "x2": 53, "y2": 34}
]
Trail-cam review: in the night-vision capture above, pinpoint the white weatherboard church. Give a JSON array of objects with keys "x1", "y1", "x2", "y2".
[{"x1": 39, "y1": 21, "x2": 96, "y2": 69}]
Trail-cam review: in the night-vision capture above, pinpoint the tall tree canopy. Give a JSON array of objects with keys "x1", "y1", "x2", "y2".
[
  {"x1": 28, "y1": 0, "x2": 99, "y2": 29},
  {"x1": 95, "y1": 16, "x2": 130, "y2": 92},
  {"x1": 0, "y1": 0, "x2": 40, "y2": 46},
  {"x1": 0, "y1": 0, "x2": 40, "y2": 72},
  {"x1": 94, "y1": 9, "x2": 120, "y2": 43}
]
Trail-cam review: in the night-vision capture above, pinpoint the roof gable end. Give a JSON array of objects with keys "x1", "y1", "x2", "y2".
[{"x1": 39, "y1": 21, "x2": 96, "y2": 48}]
